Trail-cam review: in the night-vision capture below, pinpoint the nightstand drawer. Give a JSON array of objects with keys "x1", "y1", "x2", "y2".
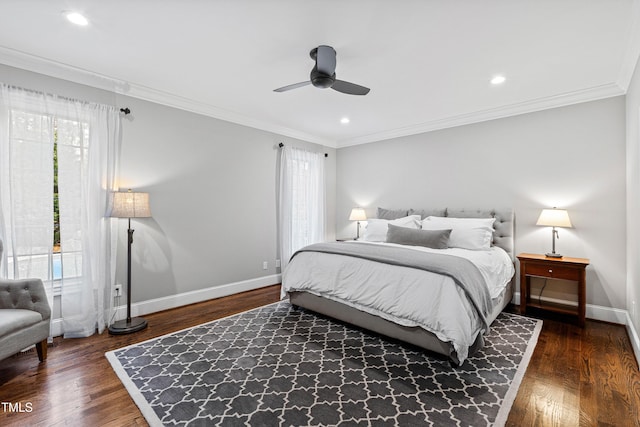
[{"x1": 524, "y1": 263, "x2": 581, "y2": 281}]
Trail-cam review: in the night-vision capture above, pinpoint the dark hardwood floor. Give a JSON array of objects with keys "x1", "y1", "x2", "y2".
[
  {"x1": 504, "y1": 306, "x2": 640, "y2": 426},
  {"x1": 1, "y1": 285, "x2": 639, "y2": 426}
]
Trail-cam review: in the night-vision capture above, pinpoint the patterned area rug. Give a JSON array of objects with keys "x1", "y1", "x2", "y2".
[{"x1": 106, "y1": 302, "x2": 541, "y2": 426}]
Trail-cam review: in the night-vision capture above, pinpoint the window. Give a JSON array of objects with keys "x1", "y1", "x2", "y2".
[{"x1": 5, "y1": 110, "x2": 88, "y2": 284}]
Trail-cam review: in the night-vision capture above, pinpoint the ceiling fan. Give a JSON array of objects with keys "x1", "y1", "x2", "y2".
[{"x1": 274, "y1": 45, "x2": 370, "y2": 96}]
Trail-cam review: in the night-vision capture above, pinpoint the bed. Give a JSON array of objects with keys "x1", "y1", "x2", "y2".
[{"x1": 281, "y1": 208, "x2": 515, "y2": 365}]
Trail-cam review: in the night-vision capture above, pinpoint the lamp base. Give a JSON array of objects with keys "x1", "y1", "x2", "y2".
[
  {"x1": 545, "y1": 252, "x2": 563, "y2": 258},
  {"x1": 108, "y1": 317, "x2": 148, "y2": 335}
]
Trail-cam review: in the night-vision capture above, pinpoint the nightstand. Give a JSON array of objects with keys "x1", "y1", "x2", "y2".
[{"x1": 517, "y1": 253, "x2": 590, "y2": 327}]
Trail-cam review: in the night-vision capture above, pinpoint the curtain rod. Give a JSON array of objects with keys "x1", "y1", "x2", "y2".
[
  {"x1": 4, "y1": 84, "x2": 134, "y2": 118},
  {"x1": 278, "y1": 142, "x2": 328, "y2": 158},
  {"x1": 2, "y1": 84, "x2": 127, "y2": 114}
]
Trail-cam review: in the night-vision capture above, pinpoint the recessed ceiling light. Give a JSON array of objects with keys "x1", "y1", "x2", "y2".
[
  {"x1": 340, "y1": 117, "x2": 350, "y2": 124},
  {"x1": 491, "y1": 75, "x2": 506, "y2": 85},
  {"x1": 65, "y1": 12, "x2": 89, "y2": 26}
]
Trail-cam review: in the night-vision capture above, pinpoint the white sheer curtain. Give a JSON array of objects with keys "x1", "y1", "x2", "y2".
[
  {"x1": 279, "y1": 146, "x2": 326, "y2": 269},
  {"x1": 0, "y1": 84, "x2": 121, "y2": 337}
]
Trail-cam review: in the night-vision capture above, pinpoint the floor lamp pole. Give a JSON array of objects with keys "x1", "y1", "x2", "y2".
[
  {"x1": 108, "y1": 217, "x2": 148, "y2": 334},
  {"x1": 126, "y1": 218, "x2": 133, "y2": 322}
]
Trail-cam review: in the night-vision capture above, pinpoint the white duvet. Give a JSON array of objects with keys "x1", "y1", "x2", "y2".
[{"x1": 281, "y1": 241, "x2": 514, "y2": 363}]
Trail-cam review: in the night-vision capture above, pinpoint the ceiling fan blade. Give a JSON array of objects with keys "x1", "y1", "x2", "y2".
[
  {"x1": 316, "y1": 45, "x2": 336, "y2": 75},
  {"x1": 331, "y1": 80, "x2": 370, "y2": 95},
  {"x1": 273, "y1": 81, "x2": 311, "y2": 92}
]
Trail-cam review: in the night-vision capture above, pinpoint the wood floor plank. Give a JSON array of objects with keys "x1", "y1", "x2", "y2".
[{"x1": 1, "y1": 285, "x2": 639, "y2": 427}]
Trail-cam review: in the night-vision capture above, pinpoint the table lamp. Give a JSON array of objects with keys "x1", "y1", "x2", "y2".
[
  {"x1": 349, "y1": 207, "x2": 367, "y2": 240},
  {"x1": 536, "y1": 208, "x2": 572, "y2": 258}
]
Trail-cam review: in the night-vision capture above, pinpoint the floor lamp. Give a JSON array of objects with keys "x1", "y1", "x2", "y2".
[{"x1": 108, "y1": 189, "x2": 152, "y2": 335}]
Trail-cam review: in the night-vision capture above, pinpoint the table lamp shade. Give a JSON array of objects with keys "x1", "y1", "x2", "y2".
[
  {"x1": 349, "y1": 207, "x2": 367, "y2": 221},
  {"x1": 536, "y1": 208, "x2": 572, "y2": 228},
  {"x1": 536, "y1": 208, "x2": 571, "y2": 258},
  {"x1": 110, "y1": 190, "x2": 151, "y2": 218}
]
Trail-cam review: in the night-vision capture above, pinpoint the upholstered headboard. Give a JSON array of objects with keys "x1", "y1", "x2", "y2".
[
  {"x1": 445, "y1": 208, "x2": 515, "y2": 261},
  {"x1": 376, "y1": 207, "x2": 515, "y2": 260}
]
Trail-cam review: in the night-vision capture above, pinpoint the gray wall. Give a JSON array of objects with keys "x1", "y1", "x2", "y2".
[
  {"x1": 336, "y1": 97, "x2": 627, "y2": 310},
  {"x1": 116, "y1": 95, "x2": 336, "y2": 301},
  {"x1": 627, "y1": 54, "x2": 640, "y2": 331},
  {"x1": 0, "y1": 64, "x2": 336, "y2": 307}
]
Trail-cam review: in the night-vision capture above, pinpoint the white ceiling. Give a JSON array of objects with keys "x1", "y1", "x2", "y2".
[{"x1": 0, "y1": 0, "x2": 639, "y2": 148}]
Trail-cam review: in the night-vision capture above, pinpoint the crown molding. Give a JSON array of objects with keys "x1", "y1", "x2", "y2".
[
  {"x1": 336, "y1": 82, "x2": 625, "y2": 148},
  {"x1": 125, "y1": 83, "x2": 337, "y2": 148},
  {"x1": 0, "y1": 45, "x2": 130, "y2": 93},
  {"x1": 0, "y1": 46, "x2": 336, "y2": 148}
]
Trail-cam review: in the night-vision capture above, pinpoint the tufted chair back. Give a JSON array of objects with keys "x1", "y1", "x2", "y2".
[{"x1": 0, "y1": 239, "x2": 51, "y2": 319}]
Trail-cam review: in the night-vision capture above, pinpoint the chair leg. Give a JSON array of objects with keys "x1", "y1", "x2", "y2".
[{"x1": 35, "y1": 339, "x2": 47, "y2": 362}]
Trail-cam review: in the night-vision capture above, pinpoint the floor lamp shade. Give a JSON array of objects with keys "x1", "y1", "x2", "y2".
[
  {"x1": 108, "y1": 189, "x2": 151, "y2": 335},
  {"x1": 109, "y1": 191, "x2": 152, "y2": 218}
]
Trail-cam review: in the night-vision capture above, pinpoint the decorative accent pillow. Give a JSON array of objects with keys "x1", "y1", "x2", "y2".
[
  {"x1": 362, "y1": 215, "x2": 421, "y2": 242},
  {"x1": 386, "y1": 224, "x2": 451, "y2": 249},
  {"x1": 421, "y1": 216, "x2": 496, "y2": 250},
  {"x1": 376, "y1": 207, "x2": 410, "y2": 220}
]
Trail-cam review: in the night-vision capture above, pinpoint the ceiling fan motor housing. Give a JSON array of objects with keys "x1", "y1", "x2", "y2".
[
  {"x1": 310, "y1": 66, "x2": 336, "y2": 89},
  {"x1": 273, "y1": 45, "x2": 369, "y2": 95}
]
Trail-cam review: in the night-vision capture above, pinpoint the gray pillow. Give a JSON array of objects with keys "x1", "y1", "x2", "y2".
[
  {"x1": 409, "y1": 208, "x2": 447, "y2": 219},
  {"x1": 376, "y1": 207, "x2": 409, "y2": 220},
  {"x1": 386, "y1": 224, "x2": 451, "y2": 249}
]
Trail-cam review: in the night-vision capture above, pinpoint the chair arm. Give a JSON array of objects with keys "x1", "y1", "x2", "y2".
[{"x1": 0, "y1": 278, "x2": 51, "y2": 321}]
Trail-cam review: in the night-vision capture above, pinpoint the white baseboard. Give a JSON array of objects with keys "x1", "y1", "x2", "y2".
[
  {"x1": 512, "y1": 291, "x2": 627, "y2": 324},
  {"x1": 111, "y1": 274, "x2": 282, "y2": 322},
  {"x1": 513, "y1": 291, "x2": 640, "y2": 368},
  {"x1": 586, "y1": 304, "x2": 629, "y2": 324},
  {"x1": 50, "y1": 274, "x2": 282, "y2": 337},
  {"x1": 626, "y1": 312, "x2": 640, "y2": 369}
]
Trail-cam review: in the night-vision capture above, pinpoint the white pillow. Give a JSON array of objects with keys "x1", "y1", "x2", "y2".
[
  {"x1": 362, "y1": 215, "x2": 421, "y2": 242},
  {"x1": 421, "y1": 216, "x2": 496, "y2": 250}
]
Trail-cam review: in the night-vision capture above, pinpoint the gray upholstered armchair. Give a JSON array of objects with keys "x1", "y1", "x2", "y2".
[{"x1": 0, "y1": 239, "x2": 51, "y2": 362}]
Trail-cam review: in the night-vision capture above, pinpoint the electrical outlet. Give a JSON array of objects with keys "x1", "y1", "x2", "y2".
[
  {"x1": 114, "y1": 284, "x2": 122, "y2": 297},
  {"x1": 275, "y1": 259, "x2": 281, "y2": 268},
  {"x1": 263, "y1": 261, "x2": 268, "y2": 270}
]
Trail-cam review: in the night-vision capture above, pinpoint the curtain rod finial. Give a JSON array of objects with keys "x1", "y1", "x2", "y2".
[{"x1": 120, "y1": 107, "x2": 131, "y2": 115}]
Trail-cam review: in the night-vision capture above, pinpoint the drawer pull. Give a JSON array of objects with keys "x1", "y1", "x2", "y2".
[{"x1": 549, "y1": 269, "x2": 553, "y2": 273}]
